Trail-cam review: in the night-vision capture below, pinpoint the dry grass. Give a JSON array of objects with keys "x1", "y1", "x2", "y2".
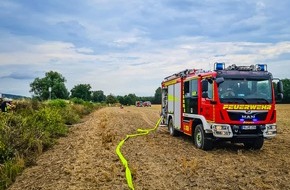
[
  {"x1": 276, "y1": 104, "x2": 290, "y2": 134},
  {"x1": 9, "y1": 105, "x2": 290, "y2": 190}
]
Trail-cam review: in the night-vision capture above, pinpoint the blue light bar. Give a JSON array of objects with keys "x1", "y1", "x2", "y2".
[
  {"x1": 215, "y1": 62, "x2": 225, "y2": 70},
  {"x1": 253, "y1": 119, "x2": 258, "y2": 122},
  {"x1": 256, "y1": 64, "x2": 267, "y2": 71},
  {"x1": 240, "y1": 119, "x2": 245, "y2": 122}
]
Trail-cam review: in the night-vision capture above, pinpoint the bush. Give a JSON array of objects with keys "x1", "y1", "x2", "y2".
[
  {"x1": 0, "y1": 113, "x2": 22, "y2": 164},
  {"x1": 0, "y1": 99, "x2": 104, "y2": 189},
  {"x1": 47, "y1": 99, "x2": 68, "y2": 108},
  {"x1": 59, "y1": 107, "x2": 80, "y2": 125},
  {"x1": 0, "y1": 142, "x2": 14, "y2": 165},
  {"x1": 28, "y1": 107, "x2": 67, "y2": 138},
  {"x1": 13, "y1": 99, "x2": 43, "y2": 116},
  {"x1": 70, "y1": 97, "x2": 85, "y2": 105},
  {"x1": 47, "y1": 99, "x2": 81, "y2": 125},
  {"x1": 0, "y1": 156, "x2": 25, "y2": 190}
]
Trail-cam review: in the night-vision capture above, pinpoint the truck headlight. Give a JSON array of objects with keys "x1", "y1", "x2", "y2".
[
  {"x1": 213, "y1": 125, "x2": 229, "y2": 131},
  {"x1": 263, "y1": 124, "x2": 277, "y2": 138},
  {"x1": 212, "y1": 124, "x2": 233, "y2": 138},
  {"x1": 267, "y1": 125, "x2": 276, "y2": 130}
]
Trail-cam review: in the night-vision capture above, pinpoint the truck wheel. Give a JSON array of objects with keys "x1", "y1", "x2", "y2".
[
  {"x1": 168, "y1": 119, "x2": 179, "y2": 136},
  {"x1": 244, "y1": 137, "x2": 264, "y2": 150},
  {"x1": 194, "y1": 124, "x2": 213, "y2": 150}
]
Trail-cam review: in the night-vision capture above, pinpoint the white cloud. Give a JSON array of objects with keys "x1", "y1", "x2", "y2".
[
  {"x1": 259, "y1": 42, "x2": 290, "y2": 57},
  {"x1": 0, "y1": 0, "x2": 290, "y2": 97},
  {"x1": 2, "y1": 32, "x2": 290, "y2": 96}
]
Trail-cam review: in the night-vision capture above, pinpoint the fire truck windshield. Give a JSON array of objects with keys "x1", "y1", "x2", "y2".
[{"x1": 218, "y1": 78, "x2": 273, "y2": 104}]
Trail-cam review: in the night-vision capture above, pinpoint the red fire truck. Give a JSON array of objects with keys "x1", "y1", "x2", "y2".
[{"x1": 161, "y1": 63, "x2": 283, "y2": 150}]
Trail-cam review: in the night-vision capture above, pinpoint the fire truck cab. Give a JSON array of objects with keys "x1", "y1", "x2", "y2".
[{"x1": 161, "y1": 63, "x2": 283, "y2": 150}]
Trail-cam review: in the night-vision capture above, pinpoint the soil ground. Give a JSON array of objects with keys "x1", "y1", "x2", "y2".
[{"x1": 9, "y1": 105, "x2": 290, "y2": 190}]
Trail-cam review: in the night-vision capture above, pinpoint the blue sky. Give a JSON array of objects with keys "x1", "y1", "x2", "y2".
[{"x1": 0, "y1": 0, "x2": 290, "y2": 97}]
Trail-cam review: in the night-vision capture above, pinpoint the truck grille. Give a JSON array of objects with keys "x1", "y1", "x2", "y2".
[{"x1": 227, "y1": 111, "x2": 268, "y2": 121}]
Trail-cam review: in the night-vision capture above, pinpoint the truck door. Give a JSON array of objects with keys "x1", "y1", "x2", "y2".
[
  {"x1": 200, "y1": 79, "x2": 215, "y2": 122},
  {"x1": 184, "y1": 79, "x2": 198, "y2": 114}
]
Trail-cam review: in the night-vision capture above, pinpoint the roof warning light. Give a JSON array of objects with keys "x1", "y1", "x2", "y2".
[
  {"x1": 214, "y1": 62, "x2": 225, "y2": 70},
  {"x1": 256, "y1": 64, "x2": 267, "y2": 71}
]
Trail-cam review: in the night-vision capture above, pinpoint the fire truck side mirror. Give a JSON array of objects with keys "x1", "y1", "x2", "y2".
[
  {"x1": 277, "y1": 93, "x2": 283, "y2": 100},
  {"x1": 277, "y1": 81, "x2": 283, "y2": 101},
  {"x1": 274, "y1": 80, "x2": 283, "y2": 101},
  {"x1": 277, "y1": 81, "x2": 283, "y2": 93}
]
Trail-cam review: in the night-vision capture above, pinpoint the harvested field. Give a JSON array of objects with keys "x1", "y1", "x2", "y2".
[{"x1": 9, "y1": 104, "x2": 290, "y2": 190}]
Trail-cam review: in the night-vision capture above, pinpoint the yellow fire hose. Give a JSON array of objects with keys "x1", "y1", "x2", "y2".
[{"x1": 115, "y1": 116, "x2": 163, "y2": 190}]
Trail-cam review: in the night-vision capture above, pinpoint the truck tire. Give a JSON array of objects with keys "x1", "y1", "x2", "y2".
[
  {"x1": 243, "y1": 137, "x2": 264, "y2": 150},
  {"x1": 168, "y1": 119, "x2": 179, "y2": 136},
  {"x1": 194, "y1": 124, "x2": 213, "y2": 150}
]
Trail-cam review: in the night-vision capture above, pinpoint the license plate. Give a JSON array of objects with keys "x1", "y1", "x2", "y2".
[{"x1": 241, "y1": 125, "x2": 256, "y2": 130}]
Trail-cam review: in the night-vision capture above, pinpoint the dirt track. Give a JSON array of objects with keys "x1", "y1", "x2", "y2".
[{"x1": 9, "y1": 105, "x2": 290, "y2": 190}]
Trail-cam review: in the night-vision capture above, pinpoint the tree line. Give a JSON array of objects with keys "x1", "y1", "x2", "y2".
[
  {"x1": 30, "y1": 71, "x2": 162, "y2": 105},
  {"x1": 29, "y1": 71, "x2": 290, "y2": 104}
]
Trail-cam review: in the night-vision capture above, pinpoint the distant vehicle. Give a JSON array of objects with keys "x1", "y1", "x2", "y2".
[
  {"x1": 135, "y1": 101, "x2": 143, "y2": 107},
  {"x1": 143, "y1": 101, "x2": 151, "y2": 107}
]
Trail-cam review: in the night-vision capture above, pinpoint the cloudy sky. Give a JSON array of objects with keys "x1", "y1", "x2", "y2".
[{"x1": 0, "y1": 0, "x2": 290, "y2": 97}]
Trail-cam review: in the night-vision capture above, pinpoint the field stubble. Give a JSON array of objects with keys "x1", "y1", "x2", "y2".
[{"x1": 9, "y1": 104, "x2": 290, "y2": 190}]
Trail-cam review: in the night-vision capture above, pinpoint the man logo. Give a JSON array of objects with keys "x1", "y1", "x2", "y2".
[{"x1": 242, "y1": 115, "x2": 255, "y2": 119}]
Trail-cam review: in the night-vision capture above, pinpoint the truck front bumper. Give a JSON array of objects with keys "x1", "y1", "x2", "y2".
[{"x1": 210, "y1": 124, "x2": 277, "y2": 139}]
